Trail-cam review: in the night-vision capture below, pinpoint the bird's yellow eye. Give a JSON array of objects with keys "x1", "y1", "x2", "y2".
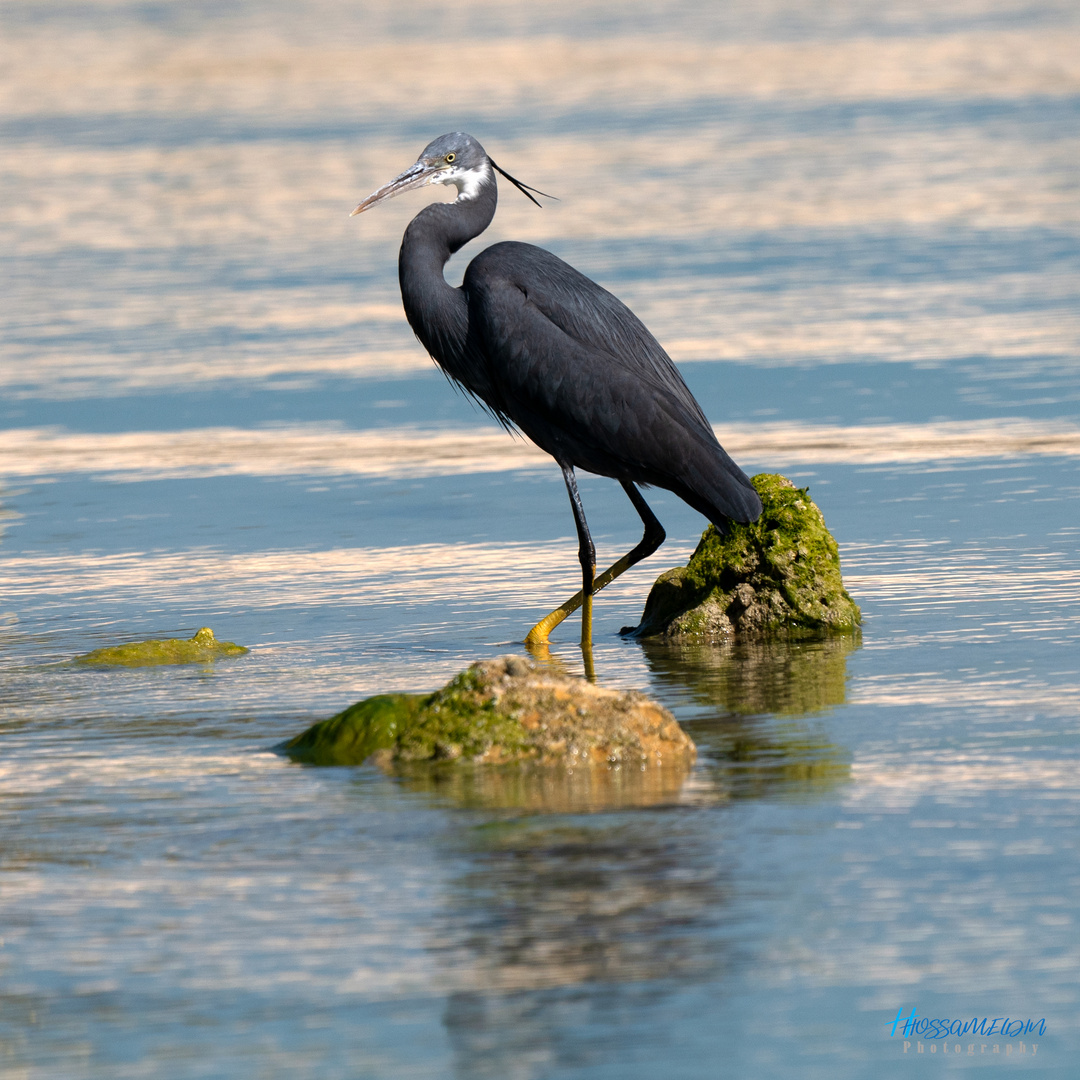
[{"x1": 445, "y1": 153, "x2": 456, "y2": 163}]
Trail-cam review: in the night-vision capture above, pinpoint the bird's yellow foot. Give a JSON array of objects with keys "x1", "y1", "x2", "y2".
[{"x1": 524, "y1": 589, "x2": 585, "y2": 645}]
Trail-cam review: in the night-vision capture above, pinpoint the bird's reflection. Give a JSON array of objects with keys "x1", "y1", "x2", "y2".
[
  {"x1": 523, "y1": 637, "x2": 594, "y2": 682},
  {"x1": 432, "y1": 815, "x2": 730, "y2": 1077}
]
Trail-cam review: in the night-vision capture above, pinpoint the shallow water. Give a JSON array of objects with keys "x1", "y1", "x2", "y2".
[{"x1": 2, "y1": 0, "x2": 1079, "y2": 1076}]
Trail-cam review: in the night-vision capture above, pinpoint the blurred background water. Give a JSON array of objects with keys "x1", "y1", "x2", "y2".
[{"x1": 1, "y1": 0, "x2": 1079, "y2": 1076}]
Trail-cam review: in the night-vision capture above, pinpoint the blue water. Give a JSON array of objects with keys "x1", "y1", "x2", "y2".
[{"x1": 2, "y1": 0, "x2": 1079, "y2": 1076}]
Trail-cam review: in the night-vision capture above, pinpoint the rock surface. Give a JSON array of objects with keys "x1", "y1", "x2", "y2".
[
  {"x1": 282, "y1": 655, "x2": 696, "y2": 773},
  {"x1": 625, "y1": 474, "x2": 861, "y2": 641},
  {"x1": 73, "y1": 627, "x2": 248, "y2": 666}
]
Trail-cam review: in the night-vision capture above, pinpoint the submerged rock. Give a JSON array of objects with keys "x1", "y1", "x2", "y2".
[
  {"x1": 282, "y1": 655, "x2": 695, "y2": 776},
  {"x1": 73, "y1": 627, "x2": 248, "y2": 667},
  {"x1": 626, "y1": 474, "x2": 860, "y2": 641}
]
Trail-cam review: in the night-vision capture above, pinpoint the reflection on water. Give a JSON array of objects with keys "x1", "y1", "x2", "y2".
[
  {"x1": 688, "y1": 716, "x2": 852, "y2": 803},
  {"x1": 391, "y1": 756, "x2": 694, "y2": 814},
  {"x1": 640, "y1": 637, "x2": 857, "y2": 801},
  {"x1": 433, "y1": 816, "x2": 727, "y2": 1077},
  {"x1": 641, "y1": 634, "x2": 859, "y2": 718},
  {"x1": 437, "y1": 818, "x2": 726, "y2": 991}
]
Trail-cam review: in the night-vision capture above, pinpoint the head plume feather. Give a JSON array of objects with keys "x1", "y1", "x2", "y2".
[{"x1": 489, "y1": 159, "x2": 556, "y2": 208}]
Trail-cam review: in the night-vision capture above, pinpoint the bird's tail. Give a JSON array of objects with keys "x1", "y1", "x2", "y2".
[{"x1": 678, "y1": 446, "x2": 762, "y2": 529}]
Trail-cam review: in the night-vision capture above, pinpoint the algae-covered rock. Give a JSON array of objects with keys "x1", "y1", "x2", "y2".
[
  {"x1": 282, "y1": 655, "x2": 695, "y2": 776},
  {"x1": 73, "y1": 627, "x2": 248, "y2": 667},
  {"x1": 626, "y1": 474, "x2": 860, "y2": 640}
]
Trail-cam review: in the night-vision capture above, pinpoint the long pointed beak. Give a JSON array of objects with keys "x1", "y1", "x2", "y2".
[{"x1": 350, "y1": 161, "x2": 436, "y2": 217}]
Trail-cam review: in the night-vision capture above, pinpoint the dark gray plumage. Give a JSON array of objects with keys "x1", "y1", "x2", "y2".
[{"x1": 352, "y1": 132, "x2": 762, "y2": 646}]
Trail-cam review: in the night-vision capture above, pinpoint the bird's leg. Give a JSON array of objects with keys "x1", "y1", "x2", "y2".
[
  {"x1": 524, "y1": 480, "x2": 666, "y2": 646},
  {"x1": 526, "y1": 466, "x2": 595, "y2": 647},
  {"x1": 580, "y1": 639, "x2": 596, "y2": 683},
  {"x1": 602, "y1": 481, "x2": 667, "y2": 589},
  {"x1": 567, "y1": 467, "x2": 597, "y2": 647}
]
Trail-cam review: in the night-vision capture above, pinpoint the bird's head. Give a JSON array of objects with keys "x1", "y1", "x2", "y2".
[{"x1": 350, "y1": 132, "x2": 549, "y2": 216}]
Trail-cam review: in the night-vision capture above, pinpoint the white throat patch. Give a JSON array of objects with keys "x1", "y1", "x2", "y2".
[{"x1": 434, "y1": 162, "x2": 491, "y2": 202}]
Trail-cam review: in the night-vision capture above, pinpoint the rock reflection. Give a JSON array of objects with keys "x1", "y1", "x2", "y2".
[
  {"x1": 642, "y1": 635, "x2": 859, "y2": 718},
  {"x1": 642, "y1": 636, "x2": 858, "y2": 799},
  {"x1": 433, "y1": 817, "x2": 728, "y2": 1077},
  {"x1": 391, "y1": 758, "x2": 693, "y2": 814}
]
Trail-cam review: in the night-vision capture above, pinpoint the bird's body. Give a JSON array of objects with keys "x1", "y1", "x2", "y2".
[{"x1": 353, "y1": 133, "x2": 761, "y2": 646}]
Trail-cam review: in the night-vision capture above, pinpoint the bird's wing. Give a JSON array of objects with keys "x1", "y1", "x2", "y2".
[
  {"x1": 463, "y1": 244, "x2": 760, "y2": 522},
  {"x1": 474, "y1": 243, "x2": 713, "y2": 425}
]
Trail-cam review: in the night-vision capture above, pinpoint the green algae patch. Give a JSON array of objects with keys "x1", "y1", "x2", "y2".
[
  {"x1": 392, "y1": 665, "x2": 535, "y2": 764},
  {"x1": 282, "y1": 693, "x2": 426, "y2": 766},
  {"x1": 73, "y1": 627, "x2": 248, "y2": 667},
  {"x1": 627, "y1": 474, "x2": 861, "y2": 640},
  {"x1": 280, "y1": 656, "x2": 696, "y2": 789},
  {"x1": 281, "y1": 665, "x2": 537, "y2": 768}
]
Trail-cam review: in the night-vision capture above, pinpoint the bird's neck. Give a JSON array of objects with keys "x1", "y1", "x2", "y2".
[{"x1": 398, "y1": 176, "x2": 497, "y2": 373}]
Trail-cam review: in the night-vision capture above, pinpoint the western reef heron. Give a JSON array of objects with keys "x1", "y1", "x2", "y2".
[{"x1": 352, "y1": 133, "x2": 762, "y2": 648}]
